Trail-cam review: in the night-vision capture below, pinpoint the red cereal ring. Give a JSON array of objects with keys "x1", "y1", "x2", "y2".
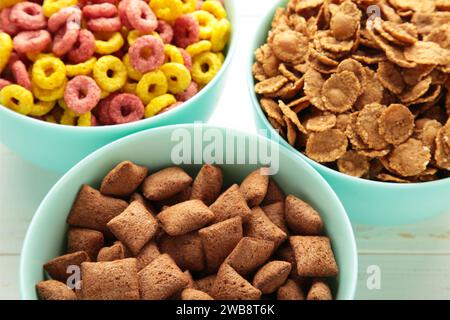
[
  {"x1": 108, "y1": 93, "x2": 144, "y2": 124},
  {"x1": 179, "y1": 48, "x2": 192, "y2": 71},
  {"x1": 0, "y1": 8, "x2": 20, "y2": 36},
  {"x1": 118, "y1": 0, "x2": 133, "y2": 29},
  {"x1": 64, "y1": 75, "x2": 102, "y2": 114},
  {"x1": 87, "y1": 16, "x2": 122, "y2": 32},
  {"x1": 158, "y1": 101, "x2": 183, "y2": 115},
  {"x1": 0, "y1": 79, "x2": 12, "y2": 90},
  {"x1": 68, "y1": 29, "x2": 96, "y2": 64},
  {"x1": 156, "y1": 20, "x2": 174, "y2": 44},
  {"x1": 82, "y1": 3, "x2": 117, "y2": 19},
  {"x1": 53, "y1": 27, "x2": 80, "y2": 56},
  {"x1": 10, "y1": 2, "x2": 46, "y2": 31},
  {"x1": 13, "y1": 30, "x2": 52, "y2": 54},
  {"x1": 90, "y1": 113, "x2": 98, "y2": 126},
  {"x1": 173, "y1": 14, "x2": 200, "y2": 49},
  {"x1": 48, "y1": 7, "x2": 82, "y2": 33},
  {"x1": 95, "y1": 93, "x2": 118, "y2": 125},
  {"x1": 126, "y1": 0, "x2": 157, "y2": 34},
  {"x1": 128, "y1": 35, "x2": 165, "y2": 73},
  {"x1": 175, "y1": 81, "x2": 198, "y2": 102},
  {"x1": 92, "y1": 0, "x2": 119, "y2": 4},
  {"x1": 10, "y1": 60, "x2": 32, "y2": 90}
]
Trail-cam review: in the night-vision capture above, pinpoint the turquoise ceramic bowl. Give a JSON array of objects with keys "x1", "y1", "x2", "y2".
[
  {"x1": 20, "y1": 124, "x2": 357, "y2": 300},
  {"x1": 0, "y1": 0, "x2": 237, "y2": 174},
  {"x1": 248, "y1": 0, "x2": 450, "y2": 226}
]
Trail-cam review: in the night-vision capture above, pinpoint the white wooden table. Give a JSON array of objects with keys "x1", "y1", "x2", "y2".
[{"x1": 1, "y1": 0, "x2": 449, "y2": 300}]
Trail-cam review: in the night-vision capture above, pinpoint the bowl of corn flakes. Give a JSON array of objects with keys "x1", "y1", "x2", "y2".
[
  {"x1": 249, "y1": 0, "x2": 450, "y2": 225},
  {"x1": 0, "y1": 0, "x2": 236, "y2": 173}
]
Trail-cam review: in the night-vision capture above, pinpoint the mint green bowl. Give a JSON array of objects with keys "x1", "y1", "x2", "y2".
[
  {"x1": 0, "y1": 0, "x2": 237, "y2": 174},
  {"x1": 20, "y1": 124, "x2": 357, "y2": 300},
  {"x1": 248, "y1": 0, "x2": 450, "y2": 226}
]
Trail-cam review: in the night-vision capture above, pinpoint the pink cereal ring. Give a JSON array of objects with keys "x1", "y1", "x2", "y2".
[
  {"x1": 0, "y1": 9, "x2": 20, "y2": 36},
  {"x1": 90, "y1": 114, "x2": 98, "y2": 126},
  {"x1": 10, "y1": 60, "x2": 32, "y2": 90},
  {"x1": 0, "y1": 79, "x2": 12, "y2": 91},
  {"x1": 128, "y1": 35, "x2": 165, "y2": 73},
  {"x1": 118, "y1": 0, "x2": 133, "y2": 29},
  {"x1": 126, "y1": 0, "x2": 157, "y2": 33},
  {"x1": 108, "y1": 93, "x2": 144, "y2": 124},
  {"x1": 87, "y1": 16, "x2": 122, "y2": 32},
  {"x1": 68, "y1": 29, "x2": 96, "y2": 64},
  {"x1": 13, "y1": 30, "x2": 52, "y2": 54},
  {"x1": 95, "y1": 93, "x2": 117, "y2": 125},
  {"x1": 53, "y1": 27, "x2": 80, "y2": 56},
  {"x1": 64, "y1": 75, "x2": 102, "y2": 115},
  {"x1": 82, "y1": 3, "x2": 117, "y2": 19},
  {"x1": 158, "y1": 101, "x2": 183, "y2": 115},
  {"x1": 179, "y1": 48, "x2": 192, "y2": 71},
  {"x1": 173, "y1": 14, "x2": 200, "y2": 48},
  {"x1": 156, "y1": 20, "x2": 174, "y2": 44},
  {"x1": 175, "y1": 81, "x2": 198, "y2": 102},
  {"x1": 48, "y1": 7, "x2": 82, "y2": 33},
  {"x1": 10, "y1": 2, "x2": 46, "y2": 31}
]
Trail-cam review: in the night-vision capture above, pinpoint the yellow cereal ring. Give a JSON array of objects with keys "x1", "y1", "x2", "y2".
[
  {"x1": 100, "y1": 90, "x2": 110, "y2": 99},
  {"x1": 60, "y1": 110, "x2": 76, "y2": 126},
  {"x1": 211, "y1": 18, "x2": 231, "y2": 52},
  {"x1": 164, "y1": 44, "x2": 184, "y2": 64},
  {"x1": 42, "y1": 0, "x2": 78, "y2": 18},
  {"x1": 192, "y1": 10, "x2": 217, "y2": 40},
  {"x1": 0, "y1": 85, "x2": 33, "y2": 115},
  {"x1": 0, "y1": 33, "x2": 13, "y2": 74},
  {"x1": 216, "y1": 52, "x2": 225, "y2": 63},
  {"x1": 136, "y1": 70, "x2": 168, "y2": 104},
  {"x1": 0, "y1": 0, "x2": 24, "y2": 10},
  {"x1": 66, "y1": 57, "x2": 97, "y2": 77},
  {"x1": 95, "y1": 32, "x2": 124, "y2": 55},
  {"x1": 26, "y1": 52, "x2": 54, "y2": 62},
  {"x1": 160, "y1": 62, "x2": 191, "y2": 94},
  {"x1": 123, "y1": 54, "x2": 143, "y2": 81},
  {"x1": 93, "y1": 55, "x2": 127, "y2": 92},
  {"x1": 186, "y1": 40, "x2": 212, "y2": 57},
  {"x1": 45, "y1": 114, "x2": 57, "y2": 123},
  {"x1": 32, "y1": 56, "x2": 66, "y2": 90},
  {"x1": 145, "y1": 94, "x2": 176, "y2": 118},
  {"x1": 149, "y1": 0, "x2": 183, "y2": 22},
  {"x1": 32, "y1": 78, "x2": 67, "y2": 102},
  {"x1": 202, "y1": 0, "x2": 227, "y2": 20},
  {"x1": 192, "y1": 51, "x2": 222, "y2": 85},
  {"x1": 29, "y1": 100, "x2": 56, "y2": 117},
  {"x1": 127, "y1": 30, "x2": 141, "y2": 46},
  {"x1": 78, "y1": 112, "x2": 92, "y2": 126},
  {"x1": 181, "y1": 0, "x2": 196, "y2": 13},
  {"x1": 123, "y1": 81, "x2": 138, "y2": 94}
]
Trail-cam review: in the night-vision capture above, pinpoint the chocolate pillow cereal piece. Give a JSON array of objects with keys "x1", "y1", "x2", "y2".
[
  {"x1": 277, "y1": 279, "x2": 305, "y2": 300},
  {"x1": 107, "y1": 201, "x2": 159, "y2": 255},
  {"x1": 261, "y1": 179, "x2": 285, "y2": 205},
  {"x1": 290, "y1": 236, "x2": 339, "y2": 277},
  {"x1": 67, "y1": 185, "x2": 128, "y2": 233},
  {"x1": 225, "y1": 237, "x2": 274, "y2": 276},
  {"x1": 67, "y1": 228, "x2": 104, "y2": 261},
  {"x1": 209, "y1": 184, "x2": 252, "y2": 223},
  {"x1": 36, "y1": 280, "x2": 77, "y2": 300},
  {"x1": 157, "y1": 200, "x2": 214, "y2": 236},
  {"x1": 306, "y1": 279, "x2": 333, "y2": 300},
  {"x1": 190, "y1": 164, "x2": 223, "y2": 205},
  {"x1": 136, "y1": 241, "x2": 161, "y2": 270},
  {"x1": 158, "y1": 185, "x2": 192, "y2": 207},
  {"x1": 44, "y1": 251, "x2": 90, "y2": 282},
  {"x1": 159, "y1": 232, "x2": 205, "y2": 271},
  {"x1": 194, "y1": 275, "x2": 217, "y2": 296},
  {"x1": 138, "y1": 254, "x2": 189, "y2": 300},
  {"x1": 181, "y1": 288, "x2": 214, "y2": 300},
  {"x1": 81, "y1": 258, "x2": 140, "y2": 300},
  {"x1": 100, "y1": 161, "x2": 148, "y2": 197},
  {"x1": 199, "y1": 216, "x2": 243, "y2": 273},
  {"x1": 285, "y1": 195, "x2": 323, "y2": 235},
  {"x1": 211, "y1": 264, "x2": 262, "y2": 300},
  {"x1": 261, "y1": 201, "x2": 288, "y2": 234},
  {"x1": 244, "y1": 207, "x2": 287, "y2": 248},
  {"x1": 142, "y1": 167, "x2": 193, "y2": 201},
  {"x1": 239, "y1": 169, "x2": 270, "y2": 207},
  {"x1": 305, "y1": 129, "x2": 348, "y2": 163},
  {"x1": 171, "y1": 270, "x2": 195, "y2": 300},
  {"x1": 97, "y1": 241, "x2": 130, "y2": 262},
  {"x1": 378, "y1": 104, "x2": 415, "y2": 145},
  {"x1": 252, "y1": 261, "x2": 291, "y2": 294}
]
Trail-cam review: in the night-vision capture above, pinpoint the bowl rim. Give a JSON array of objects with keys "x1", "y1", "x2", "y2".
[
  {"x1": 20, "y1": 123, "x2": 358, "y2": 300},
  {"x1": 247, "y1": 0, "x2": 450, "y2": 190},
  {"x1": 0, "y1": 0, "x2": 238, "y2": 133}
]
